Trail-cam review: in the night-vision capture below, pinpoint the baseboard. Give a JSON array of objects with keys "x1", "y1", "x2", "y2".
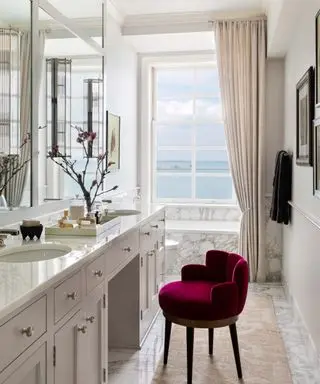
[{"x1": 282, "y1": 276, "x2": 320, "y2": 372}]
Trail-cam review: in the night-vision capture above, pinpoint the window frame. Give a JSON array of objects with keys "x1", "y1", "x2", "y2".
[{"x1": 150, "y1": 63, "x2": 236, "y2": 204}]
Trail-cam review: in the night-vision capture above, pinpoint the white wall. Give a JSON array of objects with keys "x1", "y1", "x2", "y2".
[
  {"x1": 283, "y1": 0, "x2": 320, "y2": 357},
  {"x1": 105, "y1": 15, "x2": 138, "y2": 194},
  {"x1": 265, "y1": 58, "x2": 285, "y2": 193}
]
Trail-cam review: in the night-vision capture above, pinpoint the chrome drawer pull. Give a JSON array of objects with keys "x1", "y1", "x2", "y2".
[
  {"x1": 93, "y1": 270, "x2": 103, "y2": 278},
  {"x1": 159, "y1": 219, "x2": 165, "y2": 222},
  {"x1": 151, "y1": 225, "x2": 159, "y2": 229},
  {"x1": 77, "y1": 325, "x2": 87, "y2": 334},
  {"x1": 123, "y1": 247, "x2": 131, "y2": 252},
  {"x1": 147, "y1": 250, "x2": 155, "y2": 257},
  {"x1": 21, "y1": 326, "x2": 34, "y2": 337},
  {"x1": 144, "y1": 232, "x2": 150, "y2": 236},
  {"x1": 66, "y1": 292, "x2": 77, "y2": 300},
  {"x1": 86, "y1": 316, "x2": 95, "y2": 324}
]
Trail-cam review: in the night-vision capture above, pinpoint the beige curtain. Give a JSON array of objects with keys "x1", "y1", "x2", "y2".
[
  {"x1": 213, "y1": 19, "x2": 266, "y2": 282},
  {"x1": 7, "y1": 31, "x2": 45, "y2": 207}
]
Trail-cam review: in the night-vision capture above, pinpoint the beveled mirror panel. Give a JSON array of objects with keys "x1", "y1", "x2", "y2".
[
  {"x1": 38, "y1": 2, "x2": 104, "y2": 205},
  {"x1": 0, "y1": 0, "x2": 32, "y2": 209}
]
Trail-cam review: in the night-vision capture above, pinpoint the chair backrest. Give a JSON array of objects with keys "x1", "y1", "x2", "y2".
[{"x1": 206, "y1": 250, "x2": 249, "y2": 314}]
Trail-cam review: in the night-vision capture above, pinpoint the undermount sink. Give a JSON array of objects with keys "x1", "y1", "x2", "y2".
[
  {"x1": 0, "y1": 243, "x2": 72, "y2": 263},
  {"x1": 106, "y1": 209, "x2": 141, "y2": 217}
]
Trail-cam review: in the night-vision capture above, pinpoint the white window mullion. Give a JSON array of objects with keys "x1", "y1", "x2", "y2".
[
  {"x1": 191, "y1": 67, "x2": 197, "y2": 200},
  {"x1": 150, "y1": 63, "x2": 235, "y2": 204}
]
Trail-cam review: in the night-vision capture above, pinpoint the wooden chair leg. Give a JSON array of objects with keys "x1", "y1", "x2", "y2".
[
  {"x1": 163, "y1": 318, "x2": 172, "y2": 365},
  {"x1": 186, "y1": 327, "x2": 194, "y2": 384},
  {"x1": 208, "y1": 328, "x2": 214, "y2": 355},
  {"x1": 229, "y1": 323, "x2": 242, "y2": 379}
]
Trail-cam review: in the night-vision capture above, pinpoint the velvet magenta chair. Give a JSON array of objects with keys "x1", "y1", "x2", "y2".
[{"x1": 159, "y1": 250, "x2": 249, "y2": 384}]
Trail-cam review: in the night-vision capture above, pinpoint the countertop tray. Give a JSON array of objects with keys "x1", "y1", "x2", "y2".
[{"x1": 45, "y1": 216, "x2": 121, "y2": 237}]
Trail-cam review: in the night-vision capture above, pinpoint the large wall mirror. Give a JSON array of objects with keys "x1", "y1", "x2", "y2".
[
  {"x1": 37, "y1": 1, "x2": 105, "y2": 205},
  {"x1": 0, "y1": 1, "x2": 32, "y2": 210}
]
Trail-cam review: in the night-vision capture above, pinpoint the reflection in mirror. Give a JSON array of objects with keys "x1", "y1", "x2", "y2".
[
  {"x1": 37, "y1": 4, "x2": 105, "y2": 210},
  {"x1": 0, "y1": 0, "x2": 31, "y2": 209}
]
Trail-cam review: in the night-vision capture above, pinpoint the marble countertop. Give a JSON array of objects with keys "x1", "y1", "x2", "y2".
[{"x1": 0, "y1": 204, "x2": 164, "y2": 320}]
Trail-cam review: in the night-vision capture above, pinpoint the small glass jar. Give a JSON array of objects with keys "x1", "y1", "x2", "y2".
[{"x1": 70, "y1": 197, "x2": 85, "y2": 221}]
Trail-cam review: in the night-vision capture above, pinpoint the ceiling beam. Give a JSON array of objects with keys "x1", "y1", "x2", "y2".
[{"x1": 39, "y1": 0, "x2": 104, "y2": 54}]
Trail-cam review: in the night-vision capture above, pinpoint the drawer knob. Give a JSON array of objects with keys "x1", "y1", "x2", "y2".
[
  {"x1": 86, "y1": 315, "x2": 95, "y2": 324},
  {"x1": 123, "y1": 247, "x2": 131, "y2": 252},
  {"x1": 151, "y1": 225, "x2": 159, "y2": 229},
  {"x1": 21, "y1": 326, "x2": 34, "y2": 337},
  {"x1": 93, "y1": 270, "x2": 103, "y2": 278},
  {"x1": 77, "y1": 325, "x2": 87, "y2": 334},
  {"x1": 66, "y1": 292, "x2": 77, "y2": 300},
  {"x1": 144, "y1": 232, "x2": 150, "y2": 236}
]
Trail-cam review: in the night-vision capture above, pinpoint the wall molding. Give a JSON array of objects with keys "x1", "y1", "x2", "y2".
[{"x1": 289, "y1": 201, "x2": 320, "y2": 231}]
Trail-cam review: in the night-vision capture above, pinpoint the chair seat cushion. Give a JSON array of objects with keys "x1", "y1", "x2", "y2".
[{"x1": 159, "y1": 281, "x2": 237, "y2": 321}]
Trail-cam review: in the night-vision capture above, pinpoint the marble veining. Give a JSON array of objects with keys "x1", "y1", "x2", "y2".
[
  {"x1": 265, "y1": 196, "x2": 283, "y2": 282},
  {"x1": 108, "y1": 284, "x2": 320, "y2": 384},
  {"x1": 165, "y1": 231, "x2": 238, "y2": 275},
  {"x1": 0, "y1": 205, "x2": 164, "y2": 318},
  {"x1": 165, "y1": 205, "x2": 241, "y2": 222},
  {"x1": 165, "y1": 201, "x2": 283, "y2": 282}
]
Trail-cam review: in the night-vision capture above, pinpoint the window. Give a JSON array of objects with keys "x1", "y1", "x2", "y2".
[{"x1": 151, "y1": 64, "x2": 235, "y2": 203}]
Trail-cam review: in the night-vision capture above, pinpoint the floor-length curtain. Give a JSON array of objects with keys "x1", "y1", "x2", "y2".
[
  {"x1": 213, "y1": 19, "x2": 266, "y2": 282},
  {"x1": 7, "y1": 31, "x2": 45, "y2": 207}
]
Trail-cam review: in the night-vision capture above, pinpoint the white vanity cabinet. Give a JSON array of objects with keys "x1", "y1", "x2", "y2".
[
  {"x1": 54, "y1": 310, "x2": 83, "y2": 384},
  {"x1": 139, "y1": 211, "x2": 166, "y2": 340},
  {"x1": 2, "y1": 344, "x2": 46, "y2": 384},
  {"x1": 0, "y1": 208, "x2": 165, "y2": 384},
  {"x1": 53, "y1": 283, "x2": 105, "y2": 384},
  {"x1": 79, "y1": 284, "x2": 105, "y2": 384}
]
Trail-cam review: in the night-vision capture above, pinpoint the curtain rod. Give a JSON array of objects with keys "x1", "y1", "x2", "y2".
[{"x1": 208, "y1": 15, "x2": 267, "y2": 24}]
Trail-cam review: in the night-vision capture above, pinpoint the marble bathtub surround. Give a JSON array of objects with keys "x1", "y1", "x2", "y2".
[
  {"x1": 165, "y1": 205, "x2": 241, "y2": 222},
  {"x1": 165, "y1": 231, "x2": 238, "y2": 276},
  {"x1": 164, "y1": 200, "x2": 283, "y2": 282}
]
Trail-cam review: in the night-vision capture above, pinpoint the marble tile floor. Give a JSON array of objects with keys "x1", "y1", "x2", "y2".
[{"x1": 108, "y1": 283, "x2": 320, "y2": 384}]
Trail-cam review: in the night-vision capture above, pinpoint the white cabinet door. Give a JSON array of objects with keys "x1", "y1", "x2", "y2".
[
  {"x1": 140, "y1": 253, "x2": 148, "y2": 318},
  {"x1": 147, "y1": 249, "x2": 157, "y2": 309},
  {"x1": 54, "y1": 311, "x2": 84, "y2": 384},
  {"x1": 3, "y1": 344, "x2": 46, "y2": 384},
  {"x1": 81, "y1": 286, "x2": 105, "y2": 384}
]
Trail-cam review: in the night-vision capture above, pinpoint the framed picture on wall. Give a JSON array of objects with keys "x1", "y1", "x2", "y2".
[
  {"x1": 296, "y1": 66, "x2": 314, "y2": 166},
  {"x1": 313, "y1": 119, "x2": 320, "y2": 197},
  {"x1": 106, "y1": 111, "x2": 120, "y2": 171},
  {"x1": 316, "y1": 10, "x2": 320, "y2": 105}
]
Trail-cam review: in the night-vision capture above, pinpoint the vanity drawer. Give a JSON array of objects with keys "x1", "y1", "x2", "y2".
[
  {"x1": 86, "y1": 254, "x2": 105, "y2": 293},
  {"x1": 0, "y1": 296, "x2": 46, "y2": 373},
  {"x1": 106, "y1": 229, "x2": 139, "y2": 275},
  {"x1": 119, "y1": 229, "x2": 139, "y2": 259},
  {"x1": 54, "y1": 271, "x2": 82, "y2": 323}
]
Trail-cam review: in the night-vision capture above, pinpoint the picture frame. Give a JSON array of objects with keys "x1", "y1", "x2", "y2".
[
  {"x1": 296, "y1": 66, "x2": 314, "y2": 166},
  {"x1": 313, "y1": 119, "x2": 320, "y2": 197},
  {"x1": 106, "y1": 111, "x2": 120, "y2": 170},
  {"x1": 316, "y1": 10, "x2": 320, "y2": 105}
]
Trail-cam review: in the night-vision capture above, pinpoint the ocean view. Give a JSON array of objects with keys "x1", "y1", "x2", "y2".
[
  {"x1": 156, "y1": 160, "x2": 233, "y2": 200},
  {"x1": 157, "y1": 160, "x2": 230, "y2": 173}
]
